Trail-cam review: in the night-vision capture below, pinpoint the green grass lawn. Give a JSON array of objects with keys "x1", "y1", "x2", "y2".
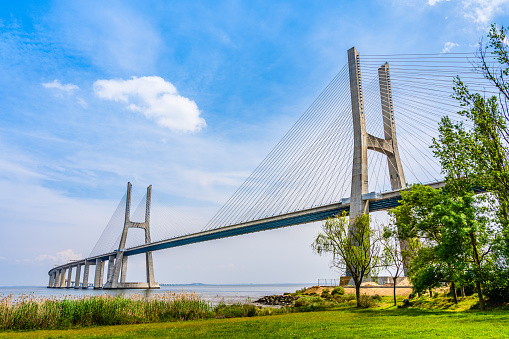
[{"x1": 1, "y1": 307, "x2": 508, "y2": 339}]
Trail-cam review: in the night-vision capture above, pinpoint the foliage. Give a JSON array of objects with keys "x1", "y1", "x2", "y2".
[
  {"x1": 331, "y1": 286, "x2": 345, "y2": 296},
  {"x1": 213, "y1": 302, "x2": 258, "y2": 318},
  {"x1": 390, "y1": 184, "x2": 492, "y2": 309},
  {"x1": 312, "y1": 211, "x2": 383, "y2": 307}
]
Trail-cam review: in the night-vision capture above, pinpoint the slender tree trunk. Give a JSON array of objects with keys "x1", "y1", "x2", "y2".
[
  {"x1": 469, "y1": 232, "x2": 486, "y2": 311},
  {"x1": 429, "y1": 289, "x2": 432, "y2": 298},
  {"x1": 451, "y1": 281, "x2": 458, "y2": 304},
  {"x1": 461, "y1": 285, "x2": 465, "y2": 298},
  {"x1": 393, "y1": 276, "x2": 397, "y2": 306},
  {"x1": 355, "y1": 283, "x2": 361, "y2": 308}
]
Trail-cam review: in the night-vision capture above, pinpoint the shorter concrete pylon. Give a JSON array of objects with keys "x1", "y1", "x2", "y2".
[{"x1": 103, "y1": 183, "x2": 159, "y2": 289}]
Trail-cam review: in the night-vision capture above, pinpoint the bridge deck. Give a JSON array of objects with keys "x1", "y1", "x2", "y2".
[{"x1": 49, "y1": 181, "x2": 445, "y2": 274}]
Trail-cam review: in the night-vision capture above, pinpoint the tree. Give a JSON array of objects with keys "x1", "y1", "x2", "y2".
[
  {"x1": 312, "y1": 212, "x2": 382, "y2": 308},
  {"x1": 391, "y1": 184, "x2": 490, "y2": 310},
  {"x1": 381, "y1": 225, "x2": 406, "y2": 306}
]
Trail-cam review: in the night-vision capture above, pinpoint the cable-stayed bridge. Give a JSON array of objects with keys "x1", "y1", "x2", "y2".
[{"x1": 47, "y1": 47, "x2": 497, "y2": 289}]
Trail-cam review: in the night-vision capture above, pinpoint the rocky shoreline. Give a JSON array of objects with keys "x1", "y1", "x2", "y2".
[{"x1": 254, "y1": 294, "x2": 299, "y2": 306}]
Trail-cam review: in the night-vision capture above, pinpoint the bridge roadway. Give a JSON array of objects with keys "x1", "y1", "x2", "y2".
[{"x1": 48, "y1": 180, "x2": 445, "y2": 282}]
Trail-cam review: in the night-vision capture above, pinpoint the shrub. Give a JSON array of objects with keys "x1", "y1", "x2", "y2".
[
  {"x1": 213, "y1": 303, "x2": 259, "y2": 318},
  {"x1": 321, "y1": 289, "x2": 332, "y2": 300},
  {"x1": 371, "y1": 294, "x2": 382, "y2": 302},
  {"x1": 331, "y1": 286, "x2": 345, "y2": 296},
  {"x1": 295, "y1": 287, "x2": 307, "y2": 295},
  {"x1": 358, "y1": 294, "x2": 378, "y2": 308},
  {"x1": 294, "y1": 299, "x2": 309, "y2": 307},
  {"x1": 347, "y1": 300, "x2": 357, "y2": 306},
  {"x1": 343, "y1": 294, "x2": 356, "y2": 301}
]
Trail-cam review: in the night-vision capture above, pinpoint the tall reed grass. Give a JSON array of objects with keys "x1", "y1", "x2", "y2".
[{"x1": 0, "y1": 292, "x2": 212, "y2": 330}]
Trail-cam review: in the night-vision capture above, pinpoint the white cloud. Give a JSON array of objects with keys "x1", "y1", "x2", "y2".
[
  {"x1": 36, "y1": 249, "x2": 82, "y2": 264},
  {"x1": 42, "y1": 79, "x2": 79, "y2": 93},
  {"x1": 462, "y1": 0, "x2": 509, "y2": 27},
  {"x1": 42, "y1": 80, "x2": 88, "y2": 107},
  {"x1": 93, "y1": 76, "x2": 206, "y2": 132},
  {"x1": 428, "y1": 0, "x2": 450, "y2": 5},
  {"x1": 442, "y1": 41, "x2": 459, "y2": 53}
]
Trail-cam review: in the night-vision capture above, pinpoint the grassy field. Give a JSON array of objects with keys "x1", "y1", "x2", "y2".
[{"x1": 0, "y1": 307, "x2": 508, "y2": 338}]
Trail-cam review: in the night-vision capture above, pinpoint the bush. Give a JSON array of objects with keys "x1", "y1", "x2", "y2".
[
  {"x1": 331, "y1": 286, "x2": 345, "y2": 296},
  {"x1": 214, "y1": 303, "x2": 258, "y2": 318},
  {"x1": 295, "y1": 287, "x2": 307, "y2": 295},
  {"x1": 347, "y1": 300, "x2": 357, "y2": 306},
  {"x1": 321, "y1": 289, "x2": 332, "y2": 300},
  {"x1": 294, "y1": 299, "x2": 309, "y2": 307},
  {"x1": 343, "y1": 294, "x2": 356, "y2": 301},
  {"x1": 371, "y1": 294, "x2": 382, "y2": 302},
  {"x1": 358, "y1": 295, "x2": 378, "y2": 308}
]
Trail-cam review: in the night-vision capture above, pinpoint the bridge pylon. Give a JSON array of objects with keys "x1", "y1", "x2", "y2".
[
  {"x1": 347, "y1": 47, "x2": 408, "y2": 273},
  {"x1": 348, "y1": 46, "x2": 406, "y2": 220},
  {"x1": 103, "y1": 182, "x2": 159, "y2": 289}
]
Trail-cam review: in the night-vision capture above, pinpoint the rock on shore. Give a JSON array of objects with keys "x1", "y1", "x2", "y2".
[{"x1": 254, "y1": 295, "x2": 299, "y2": 306}]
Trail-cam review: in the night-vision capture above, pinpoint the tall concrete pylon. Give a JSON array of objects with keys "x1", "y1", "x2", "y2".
[
  {"x1": 347, "y1": 47, "x2": 408, "y2": 275},
  {"x1": 348, "y1": 47, "x2": 406, "y2": 220},
  {"x1": 103, "y1": 182, "x2": 159, "y2": 289},
  {"x1": 348, "y1": 47, "x2": 369, "y2": 220}
]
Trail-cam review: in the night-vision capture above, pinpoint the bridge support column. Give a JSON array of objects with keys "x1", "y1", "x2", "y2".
[
  {"x1": 377, "y1": 62, "x2": 409, "y2": 273},
  {"x1": 94, "y1": 259, "x2": 104, "y2": 289},
  {"x1": 146, "y1": 252, "x2": 156, "y2": 288},
  {"x1": 348, "y1": 47, "x2": 369, "y2": 221},
  {"x1": 120, "y1": 256, "x2": 128, "y2": 283},
  {"x1": 82, "y1": 261, "x2": 90, "y2": 289},
  {"x1": 66, "y1": 267, "x2": 73, "y2": 288},
  {"x1": 106, "y1": 255, "x2": 116, "y2": 285},
  {"x1": 48, "y1": 273, "x2": 54, "y2": 288},
  {"x1": 74, "y1": 264, "x2": 82, "y2": 289},
  {"x1": 53, "y1": 271, "x2": 58, "y2": 288},
  {"x1": 59, "y1": 268, "x2": 66, "y2": 288}
]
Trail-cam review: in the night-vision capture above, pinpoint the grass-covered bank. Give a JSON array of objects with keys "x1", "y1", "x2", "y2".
[
  {"x1": 1, "y1": 308, "x2": 508, "y2": 338},
  {"x1": 1, "y1": 289, "x2": 509, "y2": 337}
]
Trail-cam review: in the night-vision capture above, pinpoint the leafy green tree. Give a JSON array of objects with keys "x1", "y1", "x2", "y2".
[
  {"x1": 391, "y1": 184, "x2": 490, "y2": 309},
  {"x1": 312, "y1": 212, "x2": 382, "y2": 308},
  {"x1": 424, "y1": 24, "x2": 509, "y2": 305}
]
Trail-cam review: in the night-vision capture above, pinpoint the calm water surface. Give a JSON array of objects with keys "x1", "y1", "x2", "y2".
[{"x1": 0, "y1": 284, "x2": 312, "y2": 305}]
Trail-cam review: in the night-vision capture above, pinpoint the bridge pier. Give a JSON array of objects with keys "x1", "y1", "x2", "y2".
[
  {"x1": 48, "y1": 272, "x2": 54, "y2": 288},
  {"x1": 82, "y1": 261, "x2": 90, "y2": 289},
  {"x1": 348, "y1": 46, "x2": 369, "y2": 221},
  {"x1": 94, "y1": 258, "x2": 104, "y2": 289},
  {"x1": 120, "y1": 256, "x2": 128, "y2": 283},
  {"x1": 74, "y1": 264, "x2": 82, "y2": 289},
  {"x1": 66, "y1": 267, "x2": 73, "y2": 288}
]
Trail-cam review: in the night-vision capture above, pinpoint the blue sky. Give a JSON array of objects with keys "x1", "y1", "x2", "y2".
[{"x1": 1, "y1": 0, "x2": 508, "y2": 286}]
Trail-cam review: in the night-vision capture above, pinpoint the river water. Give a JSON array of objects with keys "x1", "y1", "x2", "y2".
[{"x1": 0, "y1": 284, "x2": 312, "y2": 305}]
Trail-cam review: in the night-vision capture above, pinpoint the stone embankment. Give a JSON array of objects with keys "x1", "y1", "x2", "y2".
[{"x1": 255, "y1": 295, "x2": 299, "y2": 306}]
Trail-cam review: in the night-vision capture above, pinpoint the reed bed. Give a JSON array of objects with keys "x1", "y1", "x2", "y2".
[{"x1": 0, "y1": 292, "x2": 212, "y2": 330}]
